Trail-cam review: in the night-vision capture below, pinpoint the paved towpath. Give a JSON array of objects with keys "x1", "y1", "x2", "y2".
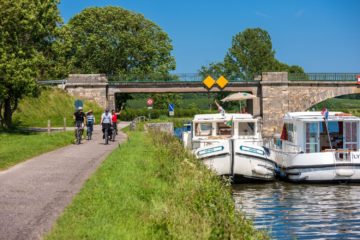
[{"x1": 0, "y1": 123, "x2": 129, "y2": 240}]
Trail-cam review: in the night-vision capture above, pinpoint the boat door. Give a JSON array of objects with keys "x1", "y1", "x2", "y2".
[{"x1": 305, "y1": 122, "x2": 320, "y2": 153}]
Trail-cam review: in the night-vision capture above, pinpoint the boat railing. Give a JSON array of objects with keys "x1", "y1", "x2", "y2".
[
  {"x1": 264, "y1": 138, "x2": 303, "y2": 154},
  {"x1": 323, "y1": 149, "x2": 352, "y2": 161}
]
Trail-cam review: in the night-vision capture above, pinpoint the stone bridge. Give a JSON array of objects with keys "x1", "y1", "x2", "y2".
[{"x1": 63, "y1": 73, "x2": 360, "y2": 136}]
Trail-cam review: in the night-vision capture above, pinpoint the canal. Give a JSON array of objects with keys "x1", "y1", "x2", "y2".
[{"x1": 233, "y1": 182, "x2": 360, "y2": 239}]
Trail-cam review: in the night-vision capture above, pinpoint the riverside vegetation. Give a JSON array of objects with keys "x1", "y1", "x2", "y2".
[{"x1": 46, "y1": 129, "x2": 268, "y2": 239}]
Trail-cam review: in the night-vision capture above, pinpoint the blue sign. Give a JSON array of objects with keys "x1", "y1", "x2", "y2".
[
  {"x1": 168, "y1": 103, "x2": 175, "y2": 112},
  {"x1": 74, "y1": 99, "x2": 83, "y2": 110}
]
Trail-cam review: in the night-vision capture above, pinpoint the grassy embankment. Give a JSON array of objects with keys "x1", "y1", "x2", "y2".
[
  {"x1": 13, "y1": 87, "x2": 103, "y2": 127},
  {"x1": 46, "y1": 130, "x2": 268, "y2": 239},
  {"x1": 0, "y1": 131, "x2": 73, "y2": 170}
]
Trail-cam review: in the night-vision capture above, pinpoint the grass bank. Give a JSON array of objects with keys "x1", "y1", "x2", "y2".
[
  {"x1": 0, "y1": 131, "x2": 73, "y2": 170},
  {"x1": 313, "y1": 98, "x2": 360, "y2": 116},
  {"x1": 46, "y1": 130, "x2": 267, "y2": 239},
  {"x1": 13, "y1": 87, "x2": 103, "y2": 127}
]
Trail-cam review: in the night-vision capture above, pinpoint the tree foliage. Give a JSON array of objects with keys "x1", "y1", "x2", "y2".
[
  {"x1": 66, "y1": 7, "x2": 176, "y2": 76},
  {"x1": 0, "y1": 0, "x2": 68, "y2": 128},
  {"x1": 200, "y1": 28, "x2": 304, "y2": 80}
]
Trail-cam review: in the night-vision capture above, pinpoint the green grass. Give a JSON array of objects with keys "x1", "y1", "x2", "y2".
[
  {"x1": 313, "y1": 98, "x2": 360, "y2": 116},
  {"x1": 0, "y1": 131, "x2": 74, "y2": 170},
  {"x1": 46, "y1": 130, "x2": 268, "y2": 239},
  {"x1": 13, "y1": 87, "x2": 103, "y2": 127}
]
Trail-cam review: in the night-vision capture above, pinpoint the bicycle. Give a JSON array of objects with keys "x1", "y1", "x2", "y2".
[
  {"x1": 102, "y1": 123, "x2": 111, "y2": 145},
  {"x1": 111, "y1": 124, "x2": 116, "y2": 141},
  {"x1": 86, "y1": 122, "x2": 93, "y2": 140},
  {"x1": 75, "y1": 121, "x2": 83, "y2": 144}
]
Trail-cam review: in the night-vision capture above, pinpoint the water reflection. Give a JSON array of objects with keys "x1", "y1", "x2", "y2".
[{"x1": 233, "y1": 182, "x2": 360, "y2": 239}]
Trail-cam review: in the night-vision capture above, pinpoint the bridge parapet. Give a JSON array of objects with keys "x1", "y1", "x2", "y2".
[{"x1": 67, "y1": 74, "x2": 108, "y2": 84}]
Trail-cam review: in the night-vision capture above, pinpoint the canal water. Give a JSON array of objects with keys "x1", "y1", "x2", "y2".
[{"x1": 233, "y1": 182, "x2": 360, "y2": 239}]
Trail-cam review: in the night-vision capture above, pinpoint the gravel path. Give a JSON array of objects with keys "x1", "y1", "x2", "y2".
[{"x1": 0, "y1": 123, "x2": 129, "y2": 240}]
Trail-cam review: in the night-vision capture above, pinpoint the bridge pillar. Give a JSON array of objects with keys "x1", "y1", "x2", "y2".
[
  {"x1": 260, "y1": 72, "x2": 289, "y2": 137},
  {"x1": 65, "y1": 74, "x2": 109, "y2": 109}
]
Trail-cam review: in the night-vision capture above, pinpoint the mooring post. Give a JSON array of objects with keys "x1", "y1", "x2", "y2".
[{"x1": 63, "y1": 117, "x2": 66, "y2": 131}]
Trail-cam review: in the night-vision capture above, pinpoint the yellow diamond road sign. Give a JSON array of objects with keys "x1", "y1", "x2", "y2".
[
  {"x1": 203, "y1": 76, "x2": 216, "y2": 89},
  {"x1": 216, "y1": 76, "x2": 228, "y2": 89}
]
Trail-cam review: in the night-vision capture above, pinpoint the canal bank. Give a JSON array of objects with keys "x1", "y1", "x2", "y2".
[{"x1": 46, "y1": 129, "x2": 268, "y2": 239}]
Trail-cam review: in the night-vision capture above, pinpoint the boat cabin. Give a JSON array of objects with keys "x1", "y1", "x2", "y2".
[
  {"x1": 192, "y1": 113, "x2": 261, "y2": 140},
  {"x1": 279, "y1": 112, "x2": 360, "y2": 153}
]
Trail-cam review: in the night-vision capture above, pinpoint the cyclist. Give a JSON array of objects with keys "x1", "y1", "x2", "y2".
[
  {"x1": 100, "y1": 108, "x2": 112, "y2": 140},
  {"x1": 73, "y1": 106, "x2": 86, "y2": 142},
  {"x1": 86, "y1": 110, "x2": 95, "y2": 140},
  {"x1": 111, "y1": 107, "x2": 123, "y2": 135}
]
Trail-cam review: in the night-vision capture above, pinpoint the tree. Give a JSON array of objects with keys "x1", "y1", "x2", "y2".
[
  {"x1": 224, "y1": 28, "x2": 276, "y2": 79},
  {"x1": 66, "y1": 7, "x2": 176, "y2": 76},
  {"x1": 0, "y1": 0, "x2": 67, "y2": 128},
  {"x1": 201, "y1": 28, "x2": 304, "y2": 80}
]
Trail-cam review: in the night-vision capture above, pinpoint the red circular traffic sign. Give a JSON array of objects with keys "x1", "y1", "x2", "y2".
[{"x1": 146, "y1": 98, "x2": 154, "y2": 106}]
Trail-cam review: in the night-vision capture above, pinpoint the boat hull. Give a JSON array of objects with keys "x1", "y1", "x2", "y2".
[
  {"x1": 194, "y1": 141, "x2": 232, "y2": 176},
  {"x1": 233, "y1": 142, "x2": 276, "y2": 181},
  {"x1": 276, "y1": 151, "x2": 360, "y2": 183}
]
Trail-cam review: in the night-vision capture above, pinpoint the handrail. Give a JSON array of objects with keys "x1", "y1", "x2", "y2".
[{"x1": 289, "y1": 73, "x2": 360, "y2": 81}]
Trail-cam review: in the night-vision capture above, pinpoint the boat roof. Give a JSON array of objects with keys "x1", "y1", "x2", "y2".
[
  {"x1": 284, "y1": 112, "x2": 360, "y2": 122},
  {"x1": 193, "y1": 113, "x2": 256, "y2": 122}
]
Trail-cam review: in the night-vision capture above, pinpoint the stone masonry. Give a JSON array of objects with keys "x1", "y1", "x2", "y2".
[
  {"x1": 261, "y1": 72, "x2": 360, "y2": 136},
  {"x1": 65, "y1": 74, "x2": 109, "y2": 109}
]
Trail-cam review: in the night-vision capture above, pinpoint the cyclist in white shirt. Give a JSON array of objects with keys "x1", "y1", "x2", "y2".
[{"x1": 100, "y1": 108, "x2": 112, "y2": 139}]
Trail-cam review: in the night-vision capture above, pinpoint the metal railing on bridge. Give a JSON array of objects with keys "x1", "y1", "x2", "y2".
[
  {"x1": 38, "y1": 79, "x2": 67, "y2": 85},
  {"x1": 107, "y1": 73, "x2": 254, "y2": 83},
  {"x1": 288, "y1": 73, "x2": 360, "y2": 81}
]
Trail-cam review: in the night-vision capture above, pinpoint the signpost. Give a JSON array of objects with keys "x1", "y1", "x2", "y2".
[
  {"x1": 146, "y1": 98, "x2": 154, "y2": 110},
  {"x1": 147, "y1": 98, "x2": 154, "y2": 119},
  {"x1": 168, "y1": 103, "x2": 175, "y2": 117}
]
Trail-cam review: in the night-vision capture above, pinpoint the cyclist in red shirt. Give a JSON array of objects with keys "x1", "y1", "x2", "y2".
[{"x1": 111, "y1": 107, "x2": 123, "y2": 135}]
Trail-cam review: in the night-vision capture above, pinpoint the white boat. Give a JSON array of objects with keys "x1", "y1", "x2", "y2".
[
  {"x1": 270, "y1": 112, "x2": 360, "y2": 183},
  {"x1": 183, "y1": 113, "x2": 276, "y2": 182}
]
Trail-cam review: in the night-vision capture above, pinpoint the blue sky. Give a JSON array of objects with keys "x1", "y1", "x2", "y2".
[{"x1": 59, "y1": 0, "x2": 360, "y2": 73}]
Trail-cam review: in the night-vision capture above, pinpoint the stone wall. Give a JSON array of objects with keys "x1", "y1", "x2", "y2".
[
  {"x1": 144, "y1": 122, "x2": 174, "y2": 135},
  {"x1": 260, "y1": 72, "x2": 360, "y2": 137},
  {"x1": 65, "y1": 74, "x2": 109, "y2": 109}
]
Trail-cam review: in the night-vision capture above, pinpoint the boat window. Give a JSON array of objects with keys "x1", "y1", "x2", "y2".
[
  {"x1": 285, "y1": 123, "x2": 294, "y2": 142},
  {"x1": 238, "y1": 122, "x2": 255, "y2": 136},
  {"x1": 319, "y1": 121, "x2": 344, "y2": 151},
  {"x1": 216, "y1": 122, "x2": 232, "y2": 137},
  {"x1": 305, "y1": 122, "x2": 319, "y2": 153},
  {"x1": 345, "y1": 122, "x2": 357, "y2": 150},
  {"x1": 195, "y1": 123, "x2": 212, "y2": 136}
]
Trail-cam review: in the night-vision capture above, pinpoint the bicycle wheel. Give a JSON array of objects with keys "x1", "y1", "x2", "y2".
[{"x1": 77, "y1": 128, "x2": 81, "y2": 144}]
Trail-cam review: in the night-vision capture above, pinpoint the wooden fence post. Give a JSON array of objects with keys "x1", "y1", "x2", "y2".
[{"x1": 47, "y1": 120, "x2": 51, "y2": 135}]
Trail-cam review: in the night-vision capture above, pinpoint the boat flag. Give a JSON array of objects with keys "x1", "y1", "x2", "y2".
[
  {"x1": 226, "y1": 116, "x2": 233, "y2": 127},
  {"x1": 321, "y1": 107, "x2": 329, "y2": 120},
  {"x1": 280, "y1": 124, "x2": 288, "y2": 140}
]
